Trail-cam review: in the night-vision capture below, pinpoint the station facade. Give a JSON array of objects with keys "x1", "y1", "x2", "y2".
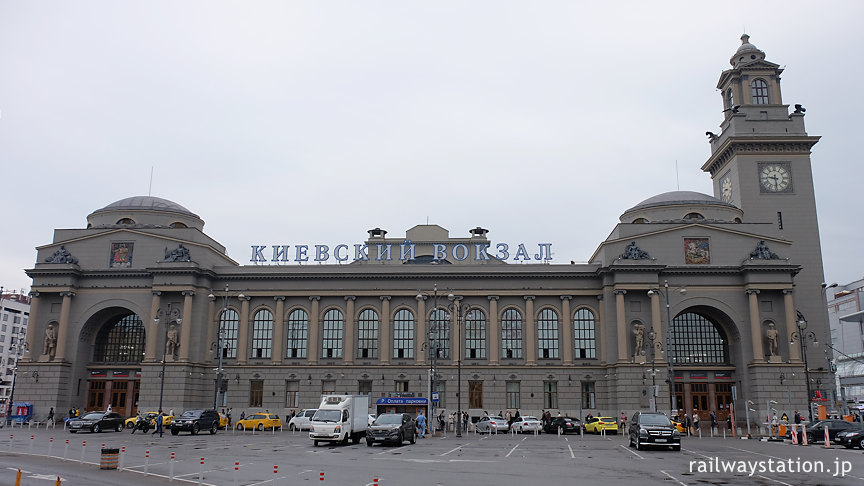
[{"x1": 17, "y1": 36, "x2": 834, "y2": 425}]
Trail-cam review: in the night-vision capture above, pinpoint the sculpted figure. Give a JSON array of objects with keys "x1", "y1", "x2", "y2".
[
  {"x1": 43, "y1": 324, "x2": 57, "y2": 359},
  {"x1": 166, "y1": 323, "x2": 180, "y2": 357},
  {"x1": 633, "y1": 323, "x2": 645, "y2": 357},
  {"x1": 766, "y1": 322, "x2": 779, "y2": 357}
]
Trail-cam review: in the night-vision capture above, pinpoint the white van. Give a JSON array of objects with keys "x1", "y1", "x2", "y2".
[
  {"x1": 288, "y1": 409, "x2": 317, "y2": 431},
  {"x1": 310, "y1": 395, "x2": 370, "y2": 446}
]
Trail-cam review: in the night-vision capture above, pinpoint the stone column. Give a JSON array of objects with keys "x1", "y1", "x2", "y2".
[
  {"x1": 614, "y1": 290, "x2": 627, "y2": 362},
  {"x1": 379, "y1": 296, "x2": 391, "y2": 364},
  {"x1": 650, "y1": 291, "x2": 664, "y2": 362},
  {"x1": 145, "y1": 292, "x2": 161, "y2": 361},
  {"x1": 783, "y1": 290, "x2": 801, "y2": 362},
  {"x1": 24, "y1": 291, "x2": 39, "y2": 363},
  {"x1": 524, "y1": 296, "x2": 536, "y2": 365},
  {"x1": 308, "y1": 297, "x2": 320, "y2": 364},
  {"x1": 596, "y1": 295, "x2": 607, "y2": 364},
  {"x1": 561, "y1": 296, "x2": 573, "y2": 365},
  {"x1": 54, "y1": 291, "x2": 75, "y2": 362},
  {"x1": 488, "y1": 296, "x2": 499, "y2": 365},
  {"x1": 343, "y1": 296, "x2": 356, "y2": 364},
  {"x1": 416, "y1": 295, "x2": 426, "y2": 365},
  {"x1": 205, "y1": 295, "x2": 216, "y2": 364},
  {"x1": 747, "y1": 290, "x2": 763, "y2": 363},
  {"x1": 179, "y1": 291, "x2": 195, "y2": 361},
  {"x1": 236, "y1": 295, "x2": 251, "y2": 364},
  {"x1": 272, "y1": 297, "x2": 286, "y2": 364}
]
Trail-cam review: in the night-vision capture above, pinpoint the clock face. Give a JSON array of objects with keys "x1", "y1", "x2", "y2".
[
  {"x1": 759, "y1": 164, "x2": 791, "y2": 192},
  {"x1": 721, "y1": 176, "x2": 733, "y2": 203}
]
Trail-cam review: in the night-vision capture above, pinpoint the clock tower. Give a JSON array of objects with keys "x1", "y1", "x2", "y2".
[{"x1": 702, "y1": 35, "x2": 827, "y2": 362}]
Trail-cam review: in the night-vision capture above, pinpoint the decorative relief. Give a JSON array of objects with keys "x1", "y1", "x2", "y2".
[
  {"x1": 163, "y1": 244, "x2": 191, "y2": 262},
  {"x1": 45, "y1": 246, "x2": 78, "y2": 264},
  {"x1": 749, "y1": 240, "x2": 781, "y2": 260},
  {"x1": 684, "y1": 238, "x2": 710, "y2": 264},
  {"x1": 619, "y1": 242, "x2": 651, "y2": 260},
  {"x1": 109, "y1": 242, "x2": 133, "y2": 268}
]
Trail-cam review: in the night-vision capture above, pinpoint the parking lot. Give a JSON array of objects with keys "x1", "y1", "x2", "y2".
[{"x1": 1, "y1": 424, "x2": 863, "y2": 485}]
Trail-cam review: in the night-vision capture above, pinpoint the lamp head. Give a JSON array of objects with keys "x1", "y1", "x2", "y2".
[
  {"x1": 416, "y1": 293, "x2": 423, "y2": 301},
  {"x1": 447, "y1": 293, "x2": 455, "y2": 302},
  {"x1": 237, "y1": 293, "x2": 245, "y2": 300},
  {"x1": 647, "y1": 289, "x2": 655, "y2": 296},
  {"x1": 679, "y1": 287, "x2": 687, "y2": 295},
  {"x1": 207, "y1": 292, "x2": 215, "y2": 300}
]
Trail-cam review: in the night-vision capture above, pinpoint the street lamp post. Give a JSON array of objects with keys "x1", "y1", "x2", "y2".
[
  {"x1": 6, "y1": 330, "x2": 28, "y2": 425},
  {"x1": 208, "y1": 286, "x2": 243, "y2": 410},
  {"x1": 447, "y1": 293, "x2": 471, "y2": 438},
  {"x1": 416, "y1": 285, "x2": 441, "y2": 433},
  {"x1": 154, "y1": 303, "x2": 182, "y2": 413},
  {"x1": 644, "y1": 330, "x2": 663, "y2": 412},
  {"x1": 791, "y1": 311, "x2": 818, "y2": 422},
  {"x1": 647, "y1": 281, "x2": 686, "y2": 415}
]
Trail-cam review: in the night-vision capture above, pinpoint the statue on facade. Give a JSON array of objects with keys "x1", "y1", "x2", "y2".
[
  {"x1": 766, "y1": 322, "x2": 779, "y2": 357},
  {"x1": 633, "y1": 323, "x2": 645, "y2": 357},
  {"x1": 166, "y1": 323, "x2": 179, "y2": 358},
  {"x1": 43, "y1": 323, "x2": 57, "y2": 359},
  {"x1": 620, "y1": 242, "x2": 651, "y2": 260},
  {"x1": 163, "y1": 244, "x2": 191, "y2": 262},
  {"x1": 750, "y1": 240, "x2": 780, "y2": 260},
  {"x1": 44, "y1": 246, "x2": 78, "y2": 264}
]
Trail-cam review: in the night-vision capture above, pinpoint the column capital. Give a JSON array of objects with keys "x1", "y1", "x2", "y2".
[
  {"x1": 523, "y1": 295, "x2": 535, "y2": 301},
  {"x1": 274, "y1": 296, "x2": 286, "y2": 302},
  {"x1": 597, "y1": 294, "x2": 604, "y2": 302},
  {"x1": 344, "y1": 296, "x2": 356, "y2": 302},
  {"x1": 29, "y1": 291, "x2": 40, "y2": 298},
  {"x1": 782, "y1": 289, "x2": 794, "y2": 295},
  {"x1": 309, "y1": 296, "x2": 320, "y2": 302},
  {"x1": 613, "y1": 289, "x2": 627, "y2": 296},
  {"x1": 182, "y1": 290, "x2": 195, "y2": 297},
  {"x1": 488, "y1": 295, "x2": 499, "y2": 302},
  {"x1": 238, "y1": 294, "x2": 251, "y2": 302},
  {"x1": 380, "y1": 296, "x2": 391, "y2": 302},
  {"x1": 59, "y1": 291, "x2": 76, "y2": 298},
  {"x1": 151, "y1": 290, "x2": 162, "y2": 297},
  {"x1": 560, "y1": 295, "x2": 572, "y2": 302},
  {"x1": 746, "y1": 289, "x2": 760, "y2": 296}
]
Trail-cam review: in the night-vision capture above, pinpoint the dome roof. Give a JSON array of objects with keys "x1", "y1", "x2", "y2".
[
  {"x1": 626, "y1": 191, "x2": 733, "y2": 212},
  {"x1": 730, "y1": 34, "x2": 766, "y2": 67},
  {"x1": 94, "y1": 196, "x2": 199, "y2": 218}
]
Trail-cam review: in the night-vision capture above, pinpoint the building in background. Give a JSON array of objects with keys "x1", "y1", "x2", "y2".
[
  {"x1": 827, "y1": 279, "x2": 864, "y2": 413},
  {"x1": 0, "y1": 290, "x2": 31, "y2": 420}
]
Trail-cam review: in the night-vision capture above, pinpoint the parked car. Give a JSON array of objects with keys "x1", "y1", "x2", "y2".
[
  {"x1": 368, "y1": 414, "x2": 376, "y2": 426},
  {"x1": 833, "y1": 423, "x2": 864, "y2": 448},
  {"x1": 288, "y1": 409, "x2": 317, "y2": 431},
  {"x1": 124, "y1": 411, "x2": 173, "y2": 429},
  {"x1": 511, "y1": 415, "x2": 543, "y2": 433},
  {"x1": 475, "y1": 416, "x2": 509, "y2": 434},
  {"x1": 236, "y1": 413, "x2": 282, "y2": 431},
  {"x1": 544, "y1": 416, "x2": 582, "y2": 434},
  {"x1": 68, "y1": 411, "x2": 125, "y2": 433},
  {"x1": 366, "y1": 413, "x2": 416, "y2": 446},
  {"x1": 218, "y1": 413, "x2": 229, "y2": 429},
  {"x1": 786, "y1": 419, "x2": 857, "y2": 443},
  {"x1": 169, "y1": 409, "x2": 220, "y2": 435},
  {"x1": 628, "y1": 411, "x2": 681, "y2": 451},
  {"x1": 585, "y1": 416, "x2": 618, "y2": 435}
]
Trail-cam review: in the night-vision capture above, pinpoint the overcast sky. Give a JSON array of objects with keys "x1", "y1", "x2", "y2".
[{"x1": 1, "y1": 1, "x2": 862, "y2": 294}]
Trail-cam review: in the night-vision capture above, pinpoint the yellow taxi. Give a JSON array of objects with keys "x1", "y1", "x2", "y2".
[
  {"x1": 219, "y1": 413, "x2": 229, "y2": 429},
  {"x1": 124, "y1": 411, "x2": 174, "y2": 429},
  {"x1": 670, "y1": 417, "x2": 687, "y2": 434},
  {"x1": 584, "y1": 416, "x2": 619, "y2": 435},
  {"x1": 235, "y1": 413, "x2": 282, "y2": 431}
]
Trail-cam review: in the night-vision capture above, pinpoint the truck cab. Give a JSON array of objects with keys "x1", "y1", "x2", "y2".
[{"x1": 310, "y1": 395, "x2": 370, "y2": 446}]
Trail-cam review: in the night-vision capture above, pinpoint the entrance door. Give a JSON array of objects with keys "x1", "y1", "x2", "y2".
[
  {"x1": 714, "y1": 383, "x2": 733, "y2": 421},
  {"x1": 691, "y1": 383, "x2": 709, "y2": 421},
  {"x1": 87, "y1": 381, "x2": 106, "y2": 411},
  {"x1": 110, "y1": 381, "x2": 129, "y2": 417}
]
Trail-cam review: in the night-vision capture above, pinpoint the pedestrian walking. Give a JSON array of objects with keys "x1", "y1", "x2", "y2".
[
  {"x1": 416, "y1": 410, "x2": 427, "y2": 438},
  {"x1": 47, "y1": 407, "x2": 55, "y2": 424},
  {"x1": 152, "y1": 410, "x2": 164, "y2": 437},
  {"x1": 710, "y1": 410, "x2": 717, "y2": 433},
  {"x1": 692, "y1": 410, "x2": 700, "y2": 435},
  {"x1": 462, "y1": 411, "x2": 468, "y2": 432}
]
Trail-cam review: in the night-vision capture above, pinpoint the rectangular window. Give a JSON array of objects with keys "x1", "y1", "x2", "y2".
[
  {"x1": 543, "y1": 381, "x2": 558, "y2": 409},
  {"x1": 468, "y1": 381, "x2": 483, "y2": 409},
  {"x1": 434, "y1": 381, "x2": 446, "y2": 409},
  {"x1": 358, "y1": 380, "x2": 372, "y2": 396},
  {"x1": 249, "y1": 380, "x2": 264, "y2": 407},
  {"x1": 322, "y1": 380, "x2": 336, "y2": 395},
  {"x1": 394, "y1": 380, "x2": 409, "y2": 393},
  {"x1": 581, "y1": 382, "x2": 595, "y2": 410},
  {"x1": 506, "y1": 381, "x2": 520, "y2": 409},
  {"x1": 285, "y1": 380, "x2": 299, "y2": 408}
]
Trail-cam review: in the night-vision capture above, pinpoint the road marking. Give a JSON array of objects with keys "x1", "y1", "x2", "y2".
[
  {"x1": 568, "y1": 444, "x2": 576, "y2": 459},
  {"x1": 440, "y1": 445, "x2": 462, "y2": 456},
  {"x1": 724, "y1": 445, "x2": 785, "y2": 461},
  {"x1": 757, "y1": 475, "x2": 794, "y2": 486},
  {"x1": 619, "y1": 444, "x2": 644, "y2": 460},
  {"x1": 660, "y1": 470, "x2": 687, "y2": 486},
  {"x1": 505, "y1": 439, "x2": 525, "y2": 458},
  {"x1": 376, "y1": 445, "x2": 410, "y2": 455},
  {"x1": 449, "y1": 459, "x2": 498, "y2": 463},
  {"x1": 681, "y1": 447, "x2": 712, "y2": 460}
]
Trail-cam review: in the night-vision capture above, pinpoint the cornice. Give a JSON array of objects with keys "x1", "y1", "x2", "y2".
[{"x1": 702, "y1": 137, "x2": 821, "y2": 176}]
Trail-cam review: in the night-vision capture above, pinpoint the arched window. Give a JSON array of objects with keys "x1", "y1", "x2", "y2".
[
  {"x1": 357, "y1": 309, "x2": 379, "y2": 358},
  {"x1": 573, "y1": 308, "x2": 596, "y2": 359},
  {"x1": 430, "y1": 308, "x2": 450, "y2": 359},
  {"x1": 286, "y1": 309, "x2": 308, "y2": 358},
  {"x1": 93, "y1": 314, "x2": 145, "y2": 363},
  {"x1": 632, "y1": 218, "x2": 648, "y2": 224},
  {"x1": 465, "y1": 309, "x2": 486, "y2": 359},
  {"x1": 322, "y1": 309, "x2": 344, "y2": 358},
  {"x1": 251, "y1": 309, "x2": 273, "y2": 359},
  {"x1": 219, "y1": 308, "x2": 239, "y2": 359},
  {"x1": 116, "y1": 218, "x2": 135, "y2": 225},
  {"x1": 670, "y1": 312, "x2": 728, "y2": 364},
  {"x1": 501, "y1": 309, "x2": 523, "y2": 359},
  {"x1": 169, "y1": 222, "x2": 188, "y2": 228},
  {"x1": 393, "y1": 309, "x2": 414, "y2": 359},
  {"x1": 751, "y1": 79, "x2": 769, "y2": 104},
  {"x1": 537, "y1": 308, "x2": 559, "y2": 359},
  {"x1": 683, "y1": 212, "x2": 704, "y2": 220}
]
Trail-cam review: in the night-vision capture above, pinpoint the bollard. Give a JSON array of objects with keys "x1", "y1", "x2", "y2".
[
  {"x1": 320, "y1": 470, "x2": 325, "y2": 482},
  {"x1": 273, "y1": 465, "x2": 279, "y2": 486},
  {"x1": 8, "y1": 434, "x2": 13, "y2": 453},
  {"x1": 29, "y1": 435, "x2": 34, "y2": 454},
  {"x1": 63, "y1": 439, "x2": 69, "y2": 460},
  {"x1": 119, "y1": 446, "x2": 125, "y2": 470},
  {"x1": 803, "y1": 428, "x2": 809, "y2": 446},
  {"x1": 170, "y1": 452, "x2": 175, "y2": 481},
  {"x1": 80, "y1": 441, "x2": 86, "y2": 463},
  {"x1": 145, "y1": 449, "x2": 150, "y2": 475},
  {"x1": 373, "y1": 478, "x2": 378, "y2": 485},
  {"x1": 48, "y1": 437, "x2": 54, "y2": 457},
  {"x1": 55, "y1": 477, "x2": 61, "y2": 486},
  {"x1": 699, "y1": 428, "x2": 702, "y2": 439},
  {"x1": 824, "y1": 426, "x2": 830, "y2": 448},
  {"x1": 723, "y1": 429, "x2": 726, "y2": 439},
  {"x1": 15, "y1": 468, "x2": 21, "y2": 486},
  {"x1": 580, "y1": 426, "x2": 583, "y2": 438},
  {"x1": 199, "y1": 457, "x2": 205, "y2": 486},
  {"x1": 233, "y1": 461, "x2": 239, "y2": 486},
  {"x1": 558, "y1": 426, "x2": 561, "y2": 437}
]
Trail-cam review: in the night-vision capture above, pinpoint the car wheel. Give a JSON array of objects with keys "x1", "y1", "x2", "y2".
[
  {"x1": 289, "y1": 424, "x2": 296, "y2": 431},
  {"x1": 672, "y1": 445, "x2": 681, "y2": 451},
  {"x1": 171, "y1": 429, "x2": 179, "y2": 436},
  {"x1": 210, "y1": 423, "x2": 217, "y2": 435},
  {"x1": 635, "y1": 440, "x2": 643, "y2": 451},
  {"x1": 367, "y1": 439, "x2": 373, "y2": 447},
  {"x1": 806, "y1": 433, "x2": 814, "y2": 444},
  {"x1": 314, "y1": 440, "x2": 319, "y2": 446},
  {"x1": 192, "y1": 423, "x2": 200, "y2": 435},
  {"x1": 257, "y1": 423, "x2": 264, "y2": 431},
  {"x1": 116, "y1": 423, "x2": 123, "y2": 432},
  {"x1": 628, "y1": 435, "x2": 635, "y2": 448},
  {"x1": 410, "y1": 431, "x2": 416, "y2": 444},
  {"x1": 69, "y1": 430, "x2": 76, "y2": 434},
  {"x1": 858, "y1": 440, "x2": 864, "y2": 450},
  {"x1": 397, "y1": 432, "x2": 403, "y2": 445},
  {"x1": 236, "y1": 424, "x2": 244, "y2": 431},
  {"x1": 92, "y1": 424, "x2": 100, "y2": 433},
  {"x1": 126, "y1": 422, "x2": 135, "y2": 429}
]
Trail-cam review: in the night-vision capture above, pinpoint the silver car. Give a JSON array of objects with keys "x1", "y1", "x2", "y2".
[
  {"x1": 288, "y1": 409, "x2": 317, "y2": 431},
  {"x1": 512, "y1": 415, "x2": 543, "y2": 433},
  {"x1": 475, "y1": 416, "x2": 509, "y2": 433}
]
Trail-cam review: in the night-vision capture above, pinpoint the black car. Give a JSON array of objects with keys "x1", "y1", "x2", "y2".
[
  {"x1": 628, "y1": 411, "x2": 681, "y2": 451},
  {"x1": 788, "y1": 419, "x2": 857, "y2": 444},
  {"x1": 366, "y1": 413, "x2": 416, "y2": 446},
  {"x1": 834, "y1": 423, "x2": 864, "y2": 449},
  {"x1": 169, "y1": 409, "x2": 220, "y2": 435},
  {"x1": 68, "y1": 411, "x2": 125, "y2": 433},
  {"x1": 544, "y1": 416, "x2": 582, "y2": 434}
]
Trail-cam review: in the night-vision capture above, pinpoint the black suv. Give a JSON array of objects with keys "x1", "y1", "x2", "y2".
[
  {"x1": 628, "y1": 411, "x2": 681, "y2": 451},
  {"x1": 366, "y1": 413, "x2": 416, "y2": 446},
  {"x1": 170, "y1": 409, "x2": 220, "y2": 435}
]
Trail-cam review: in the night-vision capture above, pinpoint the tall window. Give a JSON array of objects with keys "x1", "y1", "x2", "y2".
[
  {"x1": 358, "y1": 380, "x2": 373, "y2": 396},
  {"x1": 581, "y1": 382, "x2": 595, "y2": 409},
  {"x1": 219, "y1": 308, "x2": 239, "y2": 359},
  {"x1": 285, "y1": 380, "x2": 299, "y2": 408},
  {"x1": 465, "y1": 309, "x2": 486, "y2": 359},
  {"x1": 501, "y1": 309, "x2": 523, "y2": 359},
  {"x1": 322, "y1": 380, "x2": 336, "y2": 395},
  {"x1": 251, "y1": 309, "x2": 273, "y2": 359},
  {"x1": 670, "y1": 312, "x2": 727, "y2": 364},
  {"x1": 751, "y1": 79, "x2": 769, "y2": 104},
  {"x1": 434, "y1": 381, "x2": 446, "y2": 408},
  {"x1": 468, "y1": 381, "x2": 483, "y2": 409},
  {"x1": 322, "y1": 309, "x2": 344, "y2": 358},
  {"x1": 393, "y1": 309, "x2": 414, "y2": 359},
  {"x1": 726, "y1": 88, "x2": 734, "y2": 109},
  {"x1": 249, "y1": 380, "x2": 264, "y2": 407},
  {"x1": 430, "y1": 308, "x2": 450, "y2": 359},
  {"x1": 543, "y1": 381, "x2": 558, "y2": 409},
  {"x1": 93, "y1": 314, "x2": 145, "y2": 363},
  {"x1": 537, "y1": 308, "x2": 559, "y2": 359},
  {"x1": 573, "y1": 308, "x2": 596, "y2": 359},
  {"x1": 506, "y1": 381, "x2": 520, "y2": 409},
  {"x1": 357, "y1": 309, "x2": 379, "y2": 358},
  {"x1": 286, "y1": 309, "x2": 308, "y2": 358},
  {"x1": 394, "y1": 380, "x2": 409, "y2": 392}
]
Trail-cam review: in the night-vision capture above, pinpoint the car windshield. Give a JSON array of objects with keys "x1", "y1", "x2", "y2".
[
  {"x1": 374, "y1": 414, "x2": 402, "y2": 425},
  {"x1": 597, "y1": 417, "x2": 614, "y2": 422},
  {"x1": 639, "y1": 414, "x2": 672, "y2": 426},
  {"x1": 313, "y1": 410, "x2": 341, "y2": 422},
  {"x1": 180, "y1": 411, "x2": 202, "y2": 418},
  {"x1": 522, "y1": 416, "x2": 538, "y2": 421},
  {"x1": 248, "y1": 415, "x2": 263, "y2": 419},
  {"x1": 81, "y1": 413, "x2": 103, "y2": 420}
]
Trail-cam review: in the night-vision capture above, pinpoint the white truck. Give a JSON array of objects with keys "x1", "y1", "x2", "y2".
[{"x1": 309, "y1": 395, "x2": 370, "y2": 446}]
